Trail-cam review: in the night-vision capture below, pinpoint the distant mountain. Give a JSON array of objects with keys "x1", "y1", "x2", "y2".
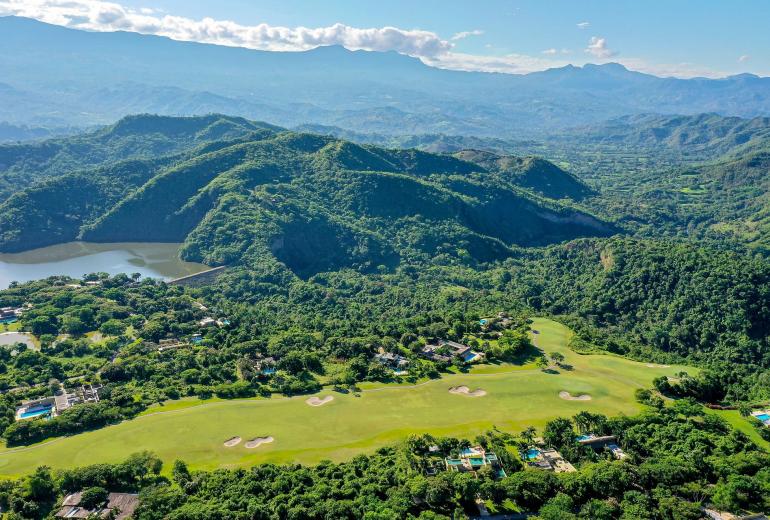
[
  {"x1": 2, "y1": 16, "x2": 770, "y2": 134},
  {"x1": 565, "y1": 113, "x2": 770, "y2": 159},
  {"x1": 0, "y1": 115, "x2": 612, "y2": 275},
  {"x1": 0, "y1": 121, "x2": 79, "y2": 143}
]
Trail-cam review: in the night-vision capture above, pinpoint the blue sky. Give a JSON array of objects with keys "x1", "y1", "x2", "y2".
[{"x1": 3, "y1": 0, "x2": 769, "y2": 77}]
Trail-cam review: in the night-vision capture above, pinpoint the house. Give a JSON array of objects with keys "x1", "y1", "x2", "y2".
[
  {"x1": 422, "y1": 340, "x2": 482, "y2": 363},
  {"x1": 254, "y1": 356, "x2": 276, "y2": 375},
  {"x1": 15, "y1": 396, "x2": 55, "y2": 421},
  {"x1": 577, "y1": 434, "x2": 617, "y2": 449},
  {"x1": 704, "y1": 509, "x2": 769, "y2": 520},
  {"x1": 524, "y1": 448, "x2": 576, "y2": 473},
  {"x1": 445, "y1": 445, "x2": 507, "y2": 478},
  {"x1": 199, "y1": 317, "x2": 217, "y2": 327},
  {"x1": 15, "y1": 384, "x2": 102, "y2": 421},
  {"x1": 158, "y1": 338, "x2": 188, "y2": 352},
  {"x1": 607, "y1": 444, "x2": 628, "y2": 460},
  {"x1": 56, "y1": 491, "x2": 139, "y2": 520},
  {"x1": 375, "y1": 352, "x2": 409, "y2": 372},
  {"x1": 0, "y1": 306, "x2": 22, "y2": 323}
]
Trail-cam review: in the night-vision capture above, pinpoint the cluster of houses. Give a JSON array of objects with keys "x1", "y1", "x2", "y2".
[{"x1": 14, "y1": 384, "x2": 102, "y2": 422}]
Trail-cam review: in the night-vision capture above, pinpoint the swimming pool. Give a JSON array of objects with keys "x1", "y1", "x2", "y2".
[
  {"x1": 524, "y1": 449, "x2": 541, "y2": 461},
  {"x1": 576, "y1": 434, "x2": 593, "y2": 441},
  {"x1": 755, "y1": 413, "x2": 770, "y2": 422},
  {"x1": 20, "y1": 406, "x2": 52, "y2": 419}
]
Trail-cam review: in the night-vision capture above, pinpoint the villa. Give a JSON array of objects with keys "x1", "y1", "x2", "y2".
[
  {"x1": 158, "y1": 338, "x2": 189, "y2": 352},
  {"x1": 375, "y1": 351, "x2": 409, "y2": 372},
  {"x1": 199, "y1": 317, "x2": 217, "y2": 327},
  {"x1": 15, "y1": 384, "x2": 102, "y2": 421},
  {"x1": 15, "y1": 396, "x2": 56, "y2": 421},
  {"x1": 56, "y1": 491, "x2": 139, "y2": 520},
  {"x1": 445, "y1": 445, "x2": 507, "y2": 478},
  {"x1": 704, "y1": 509, "x2": 769, "y2": 520},
  {"x1": 523, "y1": 447, "x2": 576, "y2": 473},
  {"x1": 0, "y1": 306, "x2": 23, "y2": 323},
  {"x1": 422, "y1": 340, "x2": 482, "y2": 363},
  {"x1": 254, "y1": 356, "x2": 276, "y2": 375}
]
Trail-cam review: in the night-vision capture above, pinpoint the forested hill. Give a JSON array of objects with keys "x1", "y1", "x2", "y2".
[
  {"x1": 0, "y1": 114, "x2": 278, "y2": 201},
  {"x1": 0, "y1": 114, "x2": 611, "y2": 274},
  {"x1": 563, "y1": 113, "x2": 770, "y2": 159}
]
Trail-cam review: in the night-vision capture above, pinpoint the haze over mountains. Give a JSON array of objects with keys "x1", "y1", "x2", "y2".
[{"x1": 3, "y1": 15, "x2": 770, "y2": 137}]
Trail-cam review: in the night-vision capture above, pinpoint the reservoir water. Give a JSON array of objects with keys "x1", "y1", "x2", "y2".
[{"x1": 0, "y1": 242, "x2": 208, "y2": 289}]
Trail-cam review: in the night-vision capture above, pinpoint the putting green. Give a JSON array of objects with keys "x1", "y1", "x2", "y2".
[{"x1": 0, "y1": 318, "x2": 692, "y2": 476}]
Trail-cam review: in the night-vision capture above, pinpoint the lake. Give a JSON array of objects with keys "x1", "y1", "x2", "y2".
[{"x1": 0, "y1": 242, "x2": 208, "y2": 289}]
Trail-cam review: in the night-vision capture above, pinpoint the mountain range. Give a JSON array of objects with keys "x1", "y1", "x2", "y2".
[{"x1": 2, "y1": 16, "x2": 770, "y2": 136}]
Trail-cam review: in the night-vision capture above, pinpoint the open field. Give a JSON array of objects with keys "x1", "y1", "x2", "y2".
[{"x1": 0, "y1": 318, "x2": 694, "y2": 476}]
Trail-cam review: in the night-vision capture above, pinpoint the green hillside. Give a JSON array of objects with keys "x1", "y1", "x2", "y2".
[
  {"x1": 0, "y1": 115, "x2": 611, "y2": 275},
  {"x1": 0, "y1": 114, "x2": 279, "y2": 201}
]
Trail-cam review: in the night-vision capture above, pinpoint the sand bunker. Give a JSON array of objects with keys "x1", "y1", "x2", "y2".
[
  {"x1": 306, "y1": 395, "x2": 334, "y2": 407},
  {"x1": 449, "y1": 385, "x2": 487, "y2": 397},
  {"x1": 646, "y1": 363, "x2": 671, "y2": 368},
  {"x1": 245, "y1": 436, "x2": 274, "y2": 449},
  {"x1": 223, "y1": 436, "x2": 242, "y2": 447},
  {"x1": 559, "y1": 391, "x2": 592, "y2": 401}
]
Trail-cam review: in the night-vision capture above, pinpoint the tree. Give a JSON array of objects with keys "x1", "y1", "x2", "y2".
[
  {"x1": 550, "y1": 352, "x2": 565, "y2": 366},
  {"x1": 80, "y1": 486, "x2": 109, "y2": 509}
]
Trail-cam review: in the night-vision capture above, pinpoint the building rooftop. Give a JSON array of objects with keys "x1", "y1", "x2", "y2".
[{"x1": 57, "y1": 492, "x2": 139, "y2": 520}]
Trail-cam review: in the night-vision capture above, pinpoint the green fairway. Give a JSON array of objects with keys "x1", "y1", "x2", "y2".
[{"x1": 0, "y1": 318, "x2": 692, "y2": 476}]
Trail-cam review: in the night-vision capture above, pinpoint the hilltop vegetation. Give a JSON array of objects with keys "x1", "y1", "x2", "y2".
[
  {"x1": 0, "y1": 116, "x2": 610, "y2": 269},
  {"x1": 0, "y1": 114, "x2": 276, "y2": 201}
]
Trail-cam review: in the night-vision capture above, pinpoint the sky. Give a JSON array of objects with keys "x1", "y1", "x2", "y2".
[{"x1": 1, "y1": 0, "x2": 769, "y2": 78}]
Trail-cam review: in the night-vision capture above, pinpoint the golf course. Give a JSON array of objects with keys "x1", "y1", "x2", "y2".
[{"x1": 0, "y1": 318, "x2": 692, "y2": 476}]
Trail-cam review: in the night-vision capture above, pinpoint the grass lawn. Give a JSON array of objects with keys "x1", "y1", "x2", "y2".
[
  {"x1": 707, "y1": 409, "x2": 770, "y2": 450},
  {"x1": 0, "y1": 318, "x2": 694, "y2": 477}
]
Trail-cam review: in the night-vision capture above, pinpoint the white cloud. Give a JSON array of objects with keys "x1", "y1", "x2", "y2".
[
  {"x1": 739, "y1": 54, "x2": 750, "y2": 62},
  {"x1": 423, "y1": 52, "x2": 572, "y2": 75},
  {"x1": 585, "y1": 36, "x2": 616, "y2": 59},
  {"x1": 577, "y1": 21, "x2": 590, "y2": 29},
  {"x1": 0, "y1": 0, "x2": 731, "y2": 79},
  {"x1": 0, "y1": 0, "x2": 452, "y2": 56},
  {"x1": 451, "y1": 29, "x2": 484, "y2": 41}
]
